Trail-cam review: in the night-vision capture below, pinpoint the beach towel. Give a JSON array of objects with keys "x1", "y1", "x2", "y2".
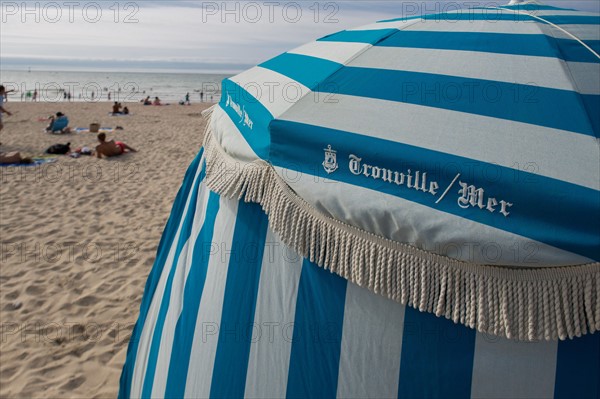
[
  {"x1": 74, "y1": 127, "x2": 115, "y2": 134},
  {"x1": 0, "y1": 157, "x2": 57, "y2": 167}
]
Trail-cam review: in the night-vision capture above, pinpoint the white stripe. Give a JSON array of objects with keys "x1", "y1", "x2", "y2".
[
  {"x1": 354, "y1": 20, "x2": 544, "y2": 34},
  {"x1": 567, "y1": 61, "x2": 600, "y2": 95},
  {"x1": 556, "y1": 24, "x2": 600, "y2": 41},
  {"x1": 184, "y1": 195, "x2": 239, "y2": 398},
  {"x1": 274, "y1": 168, "x2": 593, "y2": 267},
  {"x1": 349, "y1": 46, "x2": 583, "y2": 92},
  {"x1": 470, "y1": 333, "x2": 558, "y2": 398},
  {"x1": 150, "y1": 184, "x2": 211, "y2": 398},
  {"x1": 229, "y1": 66, "x2": 311, "y2": 118},
  {"x1": 244, "y1": 229, "x2": 303, "y2": 398},
  {"x1": 278, "y1": 93, "x2": 600, "y2": 190},
  {"x1": 336, "y1": 283, "x2": 405, "y2": 399},
  {"x1": 129, "y1": 157, "x2": 206, "y2": 398},
  {"x1": 211, "y1": 105, "x2": 260, "y2": 162},
  {"x1": 288, "y1": 41, "x2": 370, "y2": 65},
  {"x1": 350, "y1": 19, "x2": 422, "y2": 32}
]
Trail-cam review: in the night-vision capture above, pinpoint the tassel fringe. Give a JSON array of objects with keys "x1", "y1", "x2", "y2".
[{"x1": 201, "y1": 118, "x2": 599, "y2": 341}]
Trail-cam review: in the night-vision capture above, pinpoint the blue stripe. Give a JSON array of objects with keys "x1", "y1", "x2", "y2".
[
  {"x1": 118, "y1": 150, "x2": 203, "y2": 399},
  {"x1": 398, "y1": 307, "x2": 476, "y2": 398},
  {"x1": 583, "y1": 40, "x2": 600, "y2": 54},
  {"x1": 380, "y1": 12, "x2": 599, "y2": 25},
  {"x1": 312, "y1": 65, "x2": 598, "y2": 137},
  {"x1": 209, "y1": 201, "x2": 269, "y2": 398},
  {"x1": 499, "y1": 5, "x2": 574, "y2": 11},
  {"x1": 269, "y1": 120, "x2": 600, "y2": 261},
  {"x1": 260, "y1": 53, "x2": 342, "y2": 90},
  {"x1": 380, "y1": 12, "x2": 539, "y2": 23},
  {"x1": 374, "y1": 31, "x2": 599, "y2": 64},
  {"x1": 556, "y1": 38, "x2": 600, "y2": 64},
  {"x1": 219, "y1": 79, "x2": 273, "y2": 159},
  {"x1": 582, "y1": 94, "x2": 600, "y2": 135},
  {"x1": 286, "y1": 259, "x2": 347, "y2": 399},
  {"x1": 544, "y1": 15, "x2": 600, "y2": 25},
  {"x1": 318, "y1": 29, "x2": 398, "y2": 45},
  {"x1": 554, "y1": 333, "x2": 600, "y2": 398},
  {"x1": 164, "y1": 192, "x2": 221, "y2": 398},
  {"x1": 140, "y1": 161, "x2": 206, "y2": 399}
]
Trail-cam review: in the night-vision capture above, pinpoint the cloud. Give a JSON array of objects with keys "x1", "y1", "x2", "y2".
[{"x1": 1, "y1": 1, "x2": 598, "y2": 72}]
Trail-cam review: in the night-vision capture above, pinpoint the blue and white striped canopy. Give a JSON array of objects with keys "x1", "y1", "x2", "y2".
[{"x1": 120, "y1": 3, "x2": 599, "y2": 398}]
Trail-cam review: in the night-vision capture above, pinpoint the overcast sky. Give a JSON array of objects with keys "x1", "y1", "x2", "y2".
[{"x1": 1, "y1": 1, "x2": 598, "y2": 73}]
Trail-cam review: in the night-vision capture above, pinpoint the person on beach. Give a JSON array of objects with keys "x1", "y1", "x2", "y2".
[
  {"x1": 153, "y1": 97, "x2": 162, "y2": 106},
  {"x1": 185, "y1": 92, "x2": 191, "y2": 105},
  {"x1": 0, "y1": 143, "x2": 31, "y2": 164},
  {"x1": 0, "y1": 151, "x2": 31, "y2": 164},
  {"x1": 46, "y1": 112, "x2": 71, "y2": 134},
  {"x1": 123, "y1": 107, "x2": 129, "y2": 115},
  {"x1": 0, "y1": 86, "x2": 13, "y2": 132},
  {"x1": 142, "y1": 96, "x2": 152, "y2": 105},
  {"x1": 32, "y1": 89, "x2": 38, "y2": 102},
  {"x1": 112, "y1": 102, "x2": 123, "y2": 115},
  {"x1": 95, "y1": 133, "x2": 137, "y2": 158}
]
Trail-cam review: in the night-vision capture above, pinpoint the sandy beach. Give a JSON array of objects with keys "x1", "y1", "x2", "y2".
[{"x1": 0, "y1": 101, "x2": 210, "y2": 398}]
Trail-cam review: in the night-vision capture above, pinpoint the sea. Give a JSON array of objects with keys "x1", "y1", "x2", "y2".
[{"x1": 0, "y1": 69, "x2": 232, "y2": 104}]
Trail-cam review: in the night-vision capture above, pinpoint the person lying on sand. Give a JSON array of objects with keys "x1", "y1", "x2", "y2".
[
  {"x1": 0, "y1": 143, "x2": 31, "y2": 164},
  {"x1": 0, "y1": 151, "x2": 32, "y2": 164},
  {"x1": 95, "y1": 133, "x2": 137, "y2": 158}
]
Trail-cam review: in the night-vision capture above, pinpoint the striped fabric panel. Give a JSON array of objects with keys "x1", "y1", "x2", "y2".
[
  {"x1": 209, "y1": 201, "x2": 270, "y2": 398},
  {"x1": 378, "y1": 11, "x2": 599, "y2": 25},
  {"x1": 397, "y1": 307, "x2": 476, "y2": 398},
  {"x1": 150, "y1": 189, "x2": 217, "y2": 398},
  {"x1": 259, "y1": 53, "x2": 597, "y2": 137},
  {"x1": 321, "y1": 29, "x2": 599, "y2": 64},
  {"x1": 120, "y1": 177, "x2": 600, "y2": 398},
  {"x1": 499, "y1": 4, "x2": 575, "y2": 11},
  {"x1": 244, "y1": 230, "x2": 303, "y2": 398},
  {"x1": 183, "y1": 196, "x2": 240, "y2": 398},
  {"x1": 275, "y1": 93, "x2": 600, "y2": 190},
  {"x1": 286, "y1": 259, "x2": 348, "y2": 399},
  {"x1": 336, "y1": 283, "x2": 405, "y2": 398},
  {"x1": 470, "y1": 334, "x2": 558, "y2": 398},
  {"x1": 139, "y1": 159, "x2": 211, "y2": 398},
  {"x1": 119, "y1": 151, "x2": 205, "y2": 399},
  {"x1": 163, "y1": 192, "x2": 221, "y2": 397}
]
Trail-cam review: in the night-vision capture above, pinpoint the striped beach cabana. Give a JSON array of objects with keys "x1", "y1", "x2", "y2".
[{"x1": 120, "y1": 2, "x2": 600, "y2": 398}]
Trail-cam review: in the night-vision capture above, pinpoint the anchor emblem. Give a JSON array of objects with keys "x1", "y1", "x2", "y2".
[{"x1": 322, "y1": 145, "x2": 338, "y2": 174}]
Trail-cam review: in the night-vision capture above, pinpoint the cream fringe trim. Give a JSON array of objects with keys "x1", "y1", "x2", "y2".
[{"x1": 201, "y1": 121, "x2": 599, "y2": 342}]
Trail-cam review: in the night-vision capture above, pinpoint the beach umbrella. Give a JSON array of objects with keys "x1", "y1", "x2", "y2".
[{"x1": 119, "y1": 2, "x2": 599, "y2": 398}]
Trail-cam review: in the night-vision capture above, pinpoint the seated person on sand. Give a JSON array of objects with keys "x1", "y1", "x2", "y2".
[
  {"x1": 153, "y1": 97, "x2": 161, "y2": 106},
  {"x1": 46, "y1": 112, "x2": 71, "y2": 134},
  {"x1": 142, "y1": 96, "x2": 152, "y2": 105},
  {"x1": 123, "y1": 106, "x2": 129, "y2": 115},
  {"x1": 95, "y1": 133, "x2": 137, "y2": 158},
  {"x1": 112, "y1": 102, "x2": 123, "y2": 115}
]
